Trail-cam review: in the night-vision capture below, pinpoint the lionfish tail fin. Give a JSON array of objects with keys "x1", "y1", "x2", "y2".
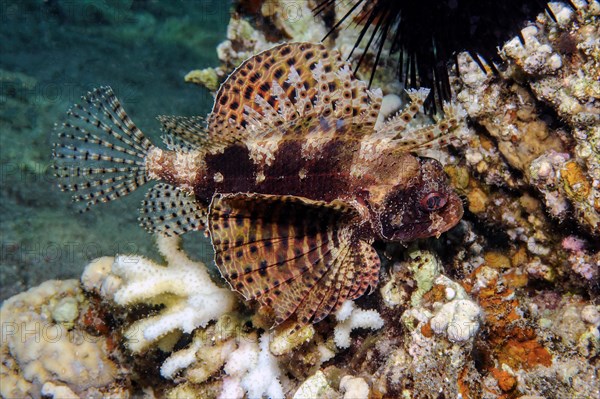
[{"x1": 52, "y1": 86, "x2": 154, "y2": 212}]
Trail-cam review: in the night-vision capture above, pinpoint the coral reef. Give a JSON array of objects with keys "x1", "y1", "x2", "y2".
[
  {"x1": 0, "y1": 280, "x2": 127, "y2": 398},
  {"x1": 81, "y1": 235, "x2": 236, "y2": 353},
  {"x1": 3, "y1": 1, "x2": 600, "y2": 398},
  {"x1": 2, "y1": 229, "x2": 599, "y2": 398},
  {"x1": 179, "y1": 1, "x2": 598, "y2": 397},
  {"x1": 454, "y1": 1, "x2": 599, "y2": 236}
]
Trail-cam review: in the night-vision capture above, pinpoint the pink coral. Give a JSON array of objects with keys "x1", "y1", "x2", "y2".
[
  {"x1": 562, "y1": 236, "x2": 587, "y2": 253},
  {"x1": 569, "y1": 254, "x2": 597, "y2": 281}
]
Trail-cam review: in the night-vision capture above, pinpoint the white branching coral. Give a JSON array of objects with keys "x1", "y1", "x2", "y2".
[
  {"x1": 219, "y1": 332, "x2": 286, "y2": 399},
  {"x1": 159, "y1": 313, "x2": 245, "y2": 384},
  {"x1": 160, "y1": 320, "x2": 238, "y2": 382},
  {"x1": 81, "y1": 235, "x2": 236, "y2": 353},
  {"x1": 340, "y1": 375, "x2": 370, "y2": 399},
  {"x1": 334, "y1": 301, "x2": 385, "y2": 349}
]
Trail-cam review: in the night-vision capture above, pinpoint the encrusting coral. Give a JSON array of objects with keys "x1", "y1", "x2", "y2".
[
  {"x1": 445, "y1": 4, "x2": 600, "y2": 332},
  {"x1": 0, "y1": 280, "x2": 126, "y2": 399},
  {"x1": 454, "y1": 0, "x2": 599, "y2": 236}
]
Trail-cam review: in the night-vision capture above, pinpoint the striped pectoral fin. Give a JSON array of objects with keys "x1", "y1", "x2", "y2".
[
  {"x1": 207, "y1": 192, "x2": 381, "y2": 327},
  {"x1": 139, "y1": 183, "x2": 207, "y2": 236},
  {"x1": 294, "y1": 240, "x2": 352, "y2": 325},
  {"x1": 348, "y1": 241, "x2": 381, "y2": 300},
  {"x1": 263, "y1": 235, "x2": 347, "y2": 326},
  {"x1": 296, "y1": 236, "x2": 380, "y2": 325}
]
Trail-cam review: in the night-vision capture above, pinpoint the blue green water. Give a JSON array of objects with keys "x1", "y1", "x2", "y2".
[{"x1": 0, "y1": 0, "x2": 230, "y2": 300}]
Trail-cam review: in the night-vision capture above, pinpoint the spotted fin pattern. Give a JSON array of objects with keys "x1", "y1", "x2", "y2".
[
  {"x1": 53, "y1": 87, "x2": 153, "y2": 212},
  {"x1": 139, "y1": 183, "x2": 207, "y2": 236},
  {"x1": 208, "y1": 42, "x2": 383, "y2": 141},
  {"x1": 158, "y1": 115, "x2": 242, "y2": 154},
  {"x1": 375, "y1": 88, "x2": 467, "y2": 152},
  {"x1": 207, "y1": 42, "x2": 465, "y2": 172},
  {"x1": 208, "y1": 193, "x2": 380, "y2": 327}
]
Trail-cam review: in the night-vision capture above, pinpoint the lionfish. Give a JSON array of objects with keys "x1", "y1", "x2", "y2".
[{"x1": 53, "y1": 42, "x2": 464, "y2": 328}]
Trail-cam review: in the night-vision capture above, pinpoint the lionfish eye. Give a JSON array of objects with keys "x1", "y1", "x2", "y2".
[{"x1": 420, "y1": 192, "x2": 447, "y2": 211}]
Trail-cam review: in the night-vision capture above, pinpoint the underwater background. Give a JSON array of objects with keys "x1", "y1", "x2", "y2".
[
  {"x1": 1, "y1": 1, "x2": 599, "y2": 398},
  {"x1": 1, "y1": 0, "x2": 230, "y2": 300}
]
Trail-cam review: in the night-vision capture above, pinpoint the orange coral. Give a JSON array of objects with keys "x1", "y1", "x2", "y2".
[
  {"x1": 420, "y1": 321, "x2": 434, "y2": 338},
  {"x1": 491, "y1": 368, "x2": 517, "y2": 392},
  {"x1": 464, "y1": 266, "x2": 553, "y2": 395},
  {"x1": 510, "y1": 246, "x2": 529, "y2": 267},
  {"x1": 498, "y1": 339, "x2": 552, "y2": 370},
  {"x1": 503, "y1": 270, "x2": 528, "y2": 289},
  {"x1": 457, "y1": 366, "x2": 472, "y2": 398},
  {"x1": 467, "y1": 188, "x2": 489, "y2": 214},
  {"x1": 561, "y1": 161, "x2": 591, "y2": 200},
  {"x1": 422, "y1": 284, "x2": 447, "y2": 303},
  {"x1": 80, "y1": 297, "x2": 109, "y2": 336},
  {"x1": 484, "y1": 251, "x2": 512, "y2": 269}
]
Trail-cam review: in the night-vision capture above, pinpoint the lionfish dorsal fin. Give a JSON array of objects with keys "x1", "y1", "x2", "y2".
[
  {"x1": 208, "y1": 193, "x2": 380, "y2": 327},
  {"x1": 373, "y1": 88, "x2": 468, "y2": 154},
  {"x1": 207, "y1": 42, "x2": 383, "y2": 140},
  {"x1": 157, "y1": 115, "x2": 244, "y2": 154}
]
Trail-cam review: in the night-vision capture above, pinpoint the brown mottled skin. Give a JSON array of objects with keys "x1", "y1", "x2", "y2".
[{"x1": 152, "y1": 134, "x2": 463, "y2": 244}]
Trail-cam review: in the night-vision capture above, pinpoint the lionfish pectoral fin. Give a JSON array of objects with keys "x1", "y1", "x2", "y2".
[
  {"x1": 53, "y1": 86, "x2": 155, "y2": 212},
  {"x1": 376, "y1": 88, "x2": 468, "y2": 153},
  {"x1": 207, "y1": 193, "x2": 381, "y2": 327},
  {"x1": 139, "y1": 183, "x2": 207, "y2": 236},
  {"x1": 157, "y1": 115, "x2": 242, "y2": 154}
]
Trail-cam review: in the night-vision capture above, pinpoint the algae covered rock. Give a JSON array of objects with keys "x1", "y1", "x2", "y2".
[{"x1": 0, "y1": 280, "x2": 127, "y2": 399}]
